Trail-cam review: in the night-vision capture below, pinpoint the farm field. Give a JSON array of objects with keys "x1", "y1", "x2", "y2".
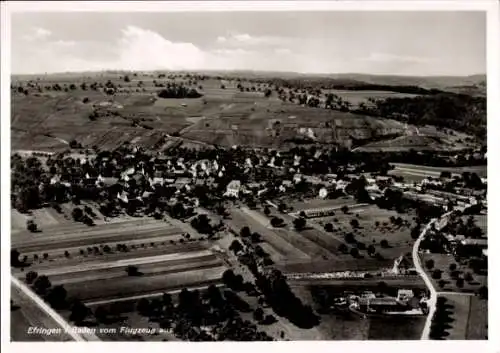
[
  {"x1": 12, "y1": 217, "x2": 183, "y2": 253},
  {"x1": 286, "y1": 196, "x2": 357, "y2": 213},
  {"x1": 367, "y1": 316, "x2": 426, "y2": 340},
  {"x1": 58, "y1": 265, "x2": 226, "y2": 302},
  {"x1": 437, "y1": 294, "x2": 485, "y2": 340},
  {"x1": 356, "y1": 135, "x2": 453, "y2": 152},
  {"x1": 465, "y1": 296, "x2": 488, "y2": 340},
  {"x1": 420, "y1": 253, "x2": 487, "y2": 293},
  {"x1": 241, "y1": 205, "x2": 335, "y2": 259},
  {"x1": 226, "y1": 206, "x2": 311, "y2": 260},
  {"x1": 390, "y1": 163, "x2": 487, "y2": 178},
  {"x1": 310, "y1": 204, "x2": 416, "y2": 262},
  {"x1": 288, "y1": 276, "x2": 425, "y2": 288},
  {"x1": 323, "y1": 89, "x2": 420, "y2": 108}
]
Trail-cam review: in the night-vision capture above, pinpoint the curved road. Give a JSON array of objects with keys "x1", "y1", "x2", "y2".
[{"x1": 413, "y1": 207, "x2": 467, "y2": 340}]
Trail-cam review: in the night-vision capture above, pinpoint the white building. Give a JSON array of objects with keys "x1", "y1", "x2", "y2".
[
  {"x1": 318, "y1": 187, "x2": 329, "y2": 199},
  {"x1": 224, "y1": 180, "x2": 241, "y2": 198}
]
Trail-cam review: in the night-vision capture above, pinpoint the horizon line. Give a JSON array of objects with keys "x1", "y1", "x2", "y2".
[{"x1": 11, "y1": 69, "x2": 487, "y2": 79}]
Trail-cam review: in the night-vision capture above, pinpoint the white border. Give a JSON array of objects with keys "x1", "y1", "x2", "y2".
[{"x1": 1, "y1": 2, "x2": 498, "y2": 353}]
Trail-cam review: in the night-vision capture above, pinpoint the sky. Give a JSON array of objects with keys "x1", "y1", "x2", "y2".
[{"x1": 11, "y1": 11, "x2": 486, "y2": 76}]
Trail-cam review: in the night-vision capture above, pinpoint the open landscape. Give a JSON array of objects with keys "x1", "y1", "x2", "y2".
[{"x1": 7, "y1": 8, "x2": 489, "y2": 344}]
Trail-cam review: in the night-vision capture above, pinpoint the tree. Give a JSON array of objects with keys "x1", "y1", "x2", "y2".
[
  {"x1": 27, "y1": 220, "x2": 38, "y2": 232},
  {"x1": 338, "y1": 244, "x2": 348, "y2": 254},
  {"x1": 253, "y1": 307, "x2": 264, "y2": 322},
  {"x1": 425, "y1": 259, "x2": 435, "y2": 270},
  {"x1": 11, "y1": 249, "x2": 20, "y2": 267},
  {"x1": 264, "y1": 206, "x2": 271, "y2": 216},
  {"x1": 377, "y1": 281, "x2": 388, "y2": 294},
  {"x1": 449, "y1": 263, "x2": 457, "y2": 272},
  {"x1": 456, "y1": 278, "x2": 464, "y2": 288},
  {"x1": 126, "y1": 265, "x2": 139, "y2": 276},
  {"x1": 69, "y1": 300, "x2": 91, "y2": 324},
  {"x1": 251, "y1": 232, "x2": 261, "y2": 243},
  {"x1": 341, "y1": 205, "x2": 349, "y2": 214},
  {"x1": 64, "y1": 250, "x2": 70, "y2": 258},
  {"x1": 94, "y1": 306, "x2": 108, "y2": 323},
  {"x1": 293, "y1": 217, "x2": 307, "y2": 231},
  {"x1": 124, "y1": 75, "x2": 130, "y2": 82},
  {"x1": 240, "y1": 226, "x2": 251, "y2": 238},
  {"x1": 411, "y1": 225, "x2": 421, "y2": 239},
  {"x1": 380, "y1": 239, "x2": 389, "y2": 248},
  {"x1": 25, "y1": 271, "x2": 38, "y2": 284},
  {"x1": 324, "y1": 223, "x2": 334, "y2": 232},
  {"x1": 350, "y1": 219, "x2": 360, "y2": 229},
  {"x1": 464, "y1": 272, "x2": 474, "y2": 282},
  {"x1": 344, "y1": 232, "x2": 356, "y2": 243},
  {"x1": 72, "y1": 208, "x2": 84, "y2": 222},
  {"x1": 229, "y1": 239, "x2": 243, "y2": 254},
  {"x1": 432, "y1": 269, "x2": 442, "y2": 279},
  {"x1": 137, "y1": 298, "x2": 150, "y2": 316},
  {"x1": 270, "y1": 217, "x2": 284, "y2": 227},
  {"x1": 33, "y1": 275, "x2": 51, "y2": 295},
  {"x1": 46, "y1": 285, "x2": 67, "y2": 309},
  {"x1": 438, "y1": 280, "x2": 446, "y2": 288},
  {"x1": 478, "y1": 285, "x2": 488, "y2": 299},
  {"x1": 367, "y1": 244, "x2": 376, "y2": 256},
  {"x1": 350, "y1": 248, "x2": 359, "y2": 258}
]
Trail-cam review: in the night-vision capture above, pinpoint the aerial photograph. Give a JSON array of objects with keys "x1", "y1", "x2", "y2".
[{"x1": 8, "y1": 8, "x2": 488, "y2": 342}]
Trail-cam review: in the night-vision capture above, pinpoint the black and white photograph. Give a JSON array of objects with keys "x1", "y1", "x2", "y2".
[{"x1": 1, "y1": 1, "x2": 497, "y2": 349}]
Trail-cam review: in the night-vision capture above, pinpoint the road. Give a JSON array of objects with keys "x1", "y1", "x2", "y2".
[
  {"x1": 413, "y1": 205, "x2": 472, "y2": 340},
  {"x1": 11, "y1": 276, "x2": 100, "y2": 342},
  {"x1": 412, "y1": 217, "x2": 440, "y2": 340}
]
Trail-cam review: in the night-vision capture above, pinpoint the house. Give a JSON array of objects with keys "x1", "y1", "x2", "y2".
[
  {"x1": 173, "y1": 177, "x2": 192, "y2": 190},
  {"x1": 224, "y1": 180, "x2": 241, "y2": 198},
  {"x1": 318, "y1": 187, "x2": 329, "y2": 199},
  {"x1": 99, "y1": 176, "x2": 119, "y2": 186},
  {"x1": 150, "y1": 177, "x2": 165, "y2": 186},
  {"x1": 293, "y1": 174, "x2": 303, "y2": 184},
  {"x1": 397, "y1": 289, "x2": 414, "y2": 302},
  {"x1": 390, "y1": 255, "x2": 413, "y2": 275},
  {"x1": 50, "y1": 174, "x2": 61, "y2": 184}
]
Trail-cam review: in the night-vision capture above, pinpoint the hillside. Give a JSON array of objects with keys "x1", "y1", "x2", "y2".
[{"x1": 10, "y1": 72, "x2": 482, "y2": 152}]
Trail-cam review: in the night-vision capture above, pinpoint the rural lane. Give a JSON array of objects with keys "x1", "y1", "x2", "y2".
[{"x1": 413, "y1": 205, "x2": 471, "y2": 340}]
